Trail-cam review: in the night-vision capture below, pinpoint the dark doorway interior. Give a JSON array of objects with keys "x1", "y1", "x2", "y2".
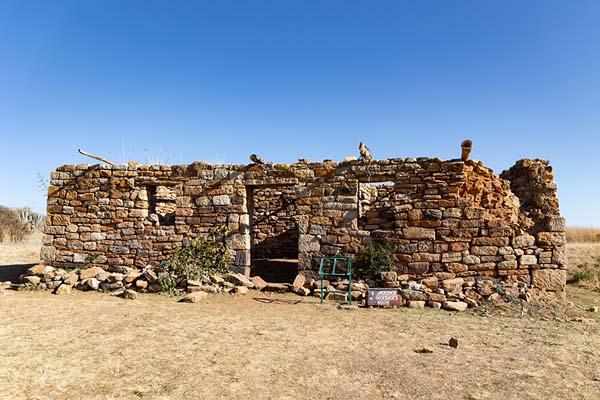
[{"x1": 248, "y1": 185, "x2": 299, "y2": 283}]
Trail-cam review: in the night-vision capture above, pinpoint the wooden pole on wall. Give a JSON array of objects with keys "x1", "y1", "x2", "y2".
[{"x1": 78, "y1": 149, "x2": 119, "y2": 166}]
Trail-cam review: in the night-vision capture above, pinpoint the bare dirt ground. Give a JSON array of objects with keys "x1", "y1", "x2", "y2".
[{"x1": 1, "y1": 237, "x2": 599, "y2": 399}]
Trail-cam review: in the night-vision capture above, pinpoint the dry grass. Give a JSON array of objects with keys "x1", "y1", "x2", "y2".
[
  {"x1": 566, "y1": 242, "x2": 600, "y2": 288},
  {"x1": 1, "y1": 289, "x2": 599, "y2": 400},
  {"x1": 567, "y1": 227, "x2": 600, "y2": 243},
  {"x1": 0, "y1": 235, "x2": 599, "y2": 399},
  {"x1": 0, "y1": 230, "x2": 42, "y2": 267}
]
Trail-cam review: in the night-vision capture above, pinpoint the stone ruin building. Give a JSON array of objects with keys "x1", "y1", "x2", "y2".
[{"x1": 40, "y1": 147, "x2": 567, "y2": 299}]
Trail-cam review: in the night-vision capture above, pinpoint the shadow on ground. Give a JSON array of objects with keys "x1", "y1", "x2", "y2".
[{"x1": 0, "y1": 264, "x2": 35, "y2": 283}]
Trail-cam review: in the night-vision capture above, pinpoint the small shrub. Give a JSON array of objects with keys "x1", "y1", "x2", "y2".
[
  {"x1": 569, "y1": 270, "x2": 596, "y2": 284},
  {"x1": 157, "y1": 225, "x2": 233, "y2": 288},
  {"x1": 16, "y1": 208, "x2": 45, "y2": 230},
  {"x1": 0, "y1": 205, "x2": 31, "y2": 242},
  {"x1": 353, "y1": 243, "x2": 394, "y2": 279}
]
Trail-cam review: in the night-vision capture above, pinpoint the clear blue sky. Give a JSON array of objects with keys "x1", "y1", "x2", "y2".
[{"x1": 1, "y1": 0, "x2": 599, "y2": 226}]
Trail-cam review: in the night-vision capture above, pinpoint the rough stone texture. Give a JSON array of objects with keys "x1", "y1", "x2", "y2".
[
  {"x1": 443, "y1": 301, "x2": 468, "y2": 311},
  {"x1": 532, "y1": 269, "x2": 567, "y2": 291},
  {"x1": 41, "y1": 156, "x2": 566, "y2": 293},
  {"x1": 181, "y1": 291, "x2": 208, "y2": 303}
]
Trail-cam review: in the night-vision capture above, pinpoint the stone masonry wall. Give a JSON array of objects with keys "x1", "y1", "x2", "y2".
[{"x1": 41, "y1": 157, "x2": 567, "y2": 293}]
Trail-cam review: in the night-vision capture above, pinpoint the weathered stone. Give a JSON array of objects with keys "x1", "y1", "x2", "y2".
[
  {"x1": 54, "y1": 284, "x2": 72, "y2": 295},
  {"x1": 297, "y1": 287, "x2": 311, "y2": 296},
  {"x1": 23, "y1": 276, "x2": 41, "y2": 286},
  {"x1": 426, "y1": 292, "x2": 447, "y2": 303},
  {"x1": 420, "y1": 276, "x2": 439, "y2": 289},
  {"x1": 181, "y1": 291, "x2": 208, "y2": 303},
  {"x1": 87, "y1": 278, "x2": 100, "y2": 290},
  {"x1": 531, "y1": 269, "x2": 566, "y2": 291},
  {"x1": 519, "y1": 255, "x2": 538, "y2": 266},
  {"x1": 325, "y1": 292, "x2": 348, "y2": 302},
  {"x1": 26, "y1": 264, "x2": 49, "y2": 277},
  {"x1": 498, "y1": 260, "x2": 518, "y2": 270},
  {"x1": 250, "y1": 276, "x2": 268, "y2": 290},
  {"x1": 134, "y1": 279, "x2": 148, "y2": 289},
  {"x1": 463, "y1": 255, "x2": 481, "y2": 265},
  {"x1": 96, "y1": 270, "x2": 111, "y2": 282},
  {"x1": 212, "y1": 195, "x2": 231, "y2": 206},
  {"x1": 292, "y1": 274, "x2": 307, "y2": 293},
  {"x1": 124, "y1": 270, "x2": 141, "y2": 283},
  {"x1": 449, "y1": 337, "x2": 459, "y2": 348},
  {"x1": 471, "y1": 246, "x2": 498, "y2": 256},
  {"x1": 263, "y1": 283, "x2": 289, "y2": 293},
  {"x1": 101, "y1": 281, "x2": 124, "y2": 290},
  {"x1": 234, "y1": 286, "x2": 249, "y2": 295},
  {"x1": 399, "y1": 289, "x2": 427, "y2": 301},
  {"x1": 108, "y1": 273, "x2": 124, "y2": 282},
  {"x1": 223, "y1": 273, "x2": 255, "y2": 288},
  {"x1": 407, "y1": 300, "x2": 425, "y2": 309},
  {"x1": 545, "y1": 216, "x2": 566, "y2": 232},
  {"x1": 441, "y1": 278, "x2": 464, "y2": 293},
  {"x1": 143, "y1": 269, "x2": 158, "y2": 283},
  {"x1": 403, "y1": 227, "x2": 436, "y2": 240},
  {"x1": 443, "y1": 301, "x2": 468, "y2": 311},
  {"x1": 79, "y1": 267, "x2": 102, "y2": 280},
  {"x1": 512, "y1": 235, "x2": 535, "y2": 249},
  {"x1": 121, "y1": 289, "x2": 137, "y2": 300},
  {"x1": 537, "y1": 232, "x2": 566, "y2": 247}
]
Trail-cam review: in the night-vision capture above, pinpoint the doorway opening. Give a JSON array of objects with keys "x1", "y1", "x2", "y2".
[{"x1": 247, "y1": 185, "x2": 299, "y2": 283}]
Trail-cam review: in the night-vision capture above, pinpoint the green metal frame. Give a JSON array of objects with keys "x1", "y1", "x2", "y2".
[{"x1": 318, "y1": 256, "x2": 352, "y2": 305}]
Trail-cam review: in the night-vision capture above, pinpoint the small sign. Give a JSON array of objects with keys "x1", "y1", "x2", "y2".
[{"x1": 367, "y1": 288, "x2": 403, "y2": 307}]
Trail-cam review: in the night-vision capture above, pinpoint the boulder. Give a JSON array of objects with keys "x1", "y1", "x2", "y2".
[
  {"x1": 250, "y1": 276, "x2": 268, "y2": 291},
  {"x1": 449, "y1": 337, "x2": 459, "y2": 348},
  {"x1": 143, "y1": 269, "x2": 159, "y2": 284},
  {"x1": 121, "y1": 289, "x2": 137, "y2": 300},
  {"x1": 64, "y1": 272, "x2": 79, "y2": 285},
  {"x1": 407, "y1": 300, "x2": 425, "y2": 309},
  {"x1": 124, "y1": 270, "x2": 141, "y2": 283},
  {"x1": 291, "y1": 274, "x2": 307, "y2": 293},
  {"x1": 263, "y1": 283, "x2": 289, "y2": 293},
  {"x1": 399, "y1": 289, "x2": 427, "y2": 301},
  {"x1": 135, "y1": 279, "x2": 148, "y2": 289},
  {"x1": 79, "y1": 266, "x2": 104, "y2": 280},
  {"x1": 442, "y1": 278, "x2": 464, "y2": 294},
  {"x1": 380, "y1": 271, "x2": 397, "y2": 282},
  {"x1": 223, "y1": 273, "x2": 255, "y2": 288},
  {"x1": 443, "y1": 301, "x2": 468, "y2": 312},
  {"x1": 234, "y1": 286, "x2": 249, "y2": 295},
  {"x1": 181, "y1": 291, "x2": 208, "y2": 303},
  {"x1": 53, "y1": 284, "x2": 72, "y2": 295},
  {"x1": 23, "y1": 276, "x2": 41, "y2": 286},
  {"x1": 26, "y1": 264, "x2": 49, "y2": 277},
  {"x1": 87, "y1": 278, "x2": 100, "y2": 290}
]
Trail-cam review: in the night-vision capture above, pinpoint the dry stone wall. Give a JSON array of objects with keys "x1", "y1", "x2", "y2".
[{"x1": 41, "y1": 157, "x2": 567, "y2": 294}]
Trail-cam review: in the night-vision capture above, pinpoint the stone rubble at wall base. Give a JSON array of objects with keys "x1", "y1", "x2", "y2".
[{"x1": 18, "y1": 264, "x2": 564, "y2": 311}]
